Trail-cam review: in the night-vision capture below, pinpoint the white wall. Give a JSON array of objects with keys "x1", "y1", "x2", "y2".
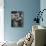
[
  {"x1": 0, "y1": 0, "x2": 4, "y2": 42},
  {"x1": 40, "y1": 0, "x2": 46, "y2": 27}
]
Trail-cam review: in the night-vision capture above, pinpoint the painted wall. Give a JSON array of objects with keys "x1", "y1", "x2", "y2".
[{"x1": 4, "y1": 0, "x2": 40, "y2": 42}]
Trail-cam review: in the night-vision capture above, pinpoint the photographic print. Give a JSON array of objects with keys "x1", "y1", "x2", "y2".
[{"x1": 11, "y1": 11, "x2": 24, "y2": 27}]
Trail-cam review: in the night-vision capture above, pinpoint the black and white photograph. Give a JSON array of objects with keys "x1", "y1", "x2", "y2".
[{"x1": 11, "y1": 11, "x2": 24, "y2": 27}]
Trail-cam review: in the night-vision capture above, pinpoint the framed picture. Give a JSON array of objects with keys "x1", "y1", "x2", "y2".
[{"x1": 11, "y1": 11, "x2": 24, "y2": 27}]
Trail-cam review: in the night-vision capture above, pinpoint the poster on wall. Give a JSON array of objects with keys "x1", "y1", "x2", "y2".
[{"x1": 11, "y1": 11, "x2": 24, "y2": 27}]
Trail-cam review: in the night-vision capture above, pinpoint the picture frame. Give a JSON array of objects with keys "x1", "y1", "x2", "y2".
[{"x1": 11, "y1": 11, "x2": 24, "y2": 27}]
